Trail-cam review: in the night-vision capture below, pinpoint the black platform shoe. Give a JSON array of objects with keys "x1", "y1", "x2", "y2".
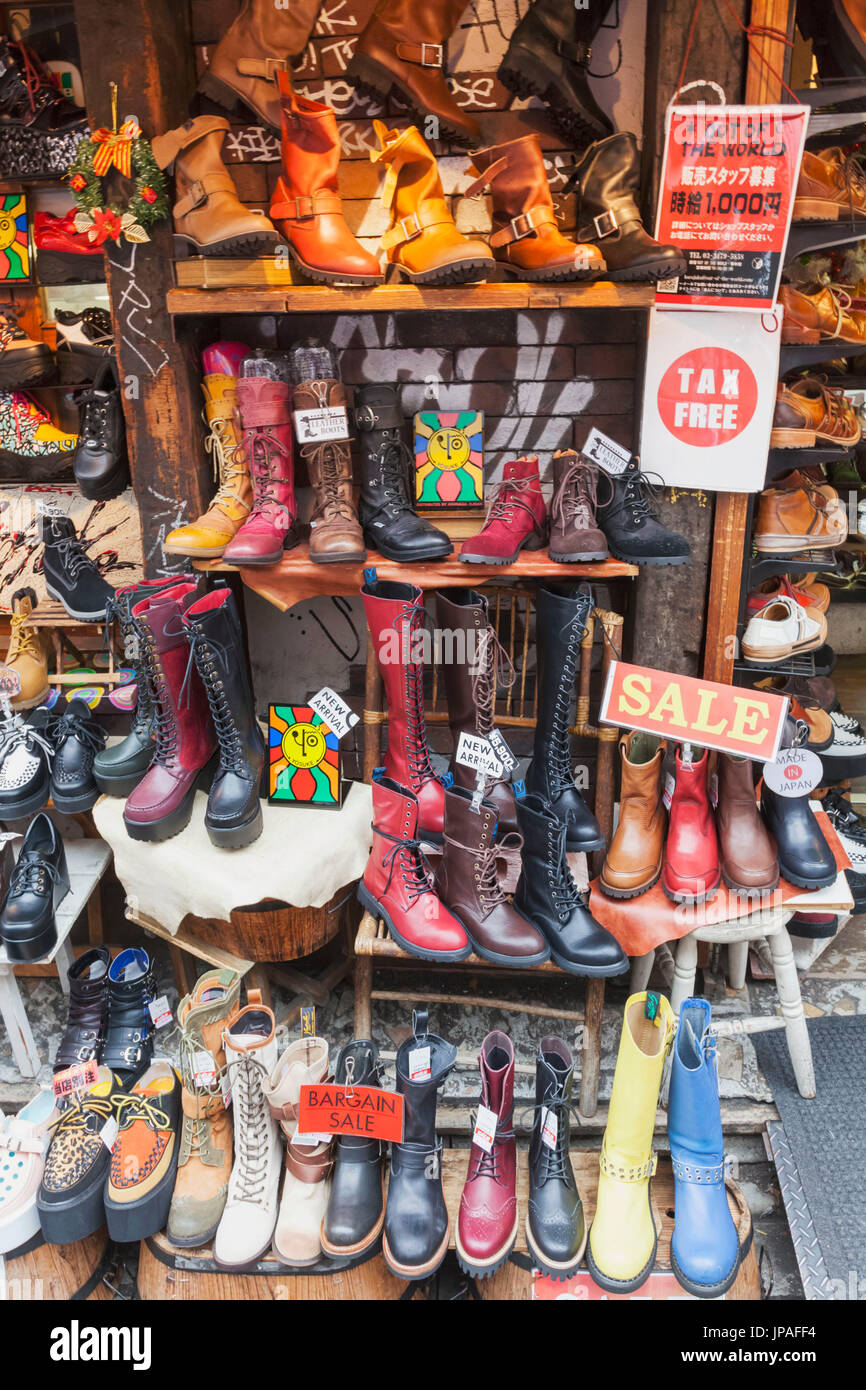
[{"x1": 0, "y1": 812, "x2": 69, "y2": 962}]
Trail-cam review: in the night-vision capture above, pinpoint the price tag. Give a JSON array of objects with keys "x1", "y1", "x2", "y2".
[
  {"x1": 662, "y1": 772, "x2": 675, "y2": 811},
  {"x1": 100, "y1": 1116, "x2": 118, "y2": 1151},
  {"x1": 148, "y1": 995, "x2": 172, "y2": 1029},
  {"x1": 582, "y1": 427, "x2": 633, "y2": 476},
  {"x1": 293, "y1": 405, "x2": 350, "y2": 444},
  {"x1": 408, "y1": 1046, "x2": 431, "y2": 1082},
  {"x1": 455, "y1": 731, "x2": 503, "y2": 778},
  {"x1": 220, "y1": 1072, "x2": 232, "y2": 1109},
  {"x1": 53, "y1": 1058, "x2": 99, "y2": 1100},
  {"x1": 540, "y1": 1107, "x2": 558, "y2": 1150},
  {"x1": 487, "y1": 728, "x2": 517, "y2": 773},
  {"x1": 295, "y1": 1131, "x2": 332, "y2": 1147},
  {"x1": 309, "y1": 686, "x2": 358, "y2": 740},
  {"x1": 193, "y1": 1050, "x2": 217, "y2": 1089},
  {"x1": 472, "y1": 1103, "x2": 498, "y2": 1154},
  {"x1": 762, "y1": 747, "x2": 824, "y2": 798}
]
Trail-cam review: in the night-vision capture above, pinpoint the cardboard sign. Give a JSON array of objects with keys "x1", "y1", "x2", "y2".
[
  {"x1": 53, "y1": 1058, "x2": 99, "y2": 1099},
  {"x1": 293, "y1": 405, "x2": 350, "y2": 444},
  {"x1": 599, "y1": 661, "x2": 788, "y2": 762},
  {"x1": 309, "y1": 686, "x2": 358, "y2": 740},
  {"x1": 268, "y1": 703, "x2": 342, "y2": 808},
  {"x1": 654, "y1": 104, "x2": 808, "y2": 311},
  {"x1": 296, "y1": 1083, "x2": 404, "y2": 1143}
]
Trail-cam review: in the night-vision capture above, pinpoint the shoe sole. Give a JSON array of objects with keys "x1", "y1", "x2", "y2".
[
  {"x1": 2, "y1": 917, "x2": 59, "y2": 962},
  {"x1": 161, "y1": 540, "x2": 229, "y2": 558},
  {"x1": 460, "y1": 528, "x2": 547, "y2": 565},
  {"x1": 173, "y1": 231, "x2": 284, "y2": 259},
  {"x1": 564, "y1": 832, "x2": 606, "y2": 853},
  {"x1": 76, "y1": 468, "x2": 130, "y2": 502},
  {"x1": 455, "y1": 1209, "x2": 520, "y2": 1279},
  {"x1": 206, "y1": 802, "x2": 264, "y2": 850},
  {"x1": 45, "y1": 584, "x2": 109, "y2": 622},
  {"x1": 9, "y1": 687, "x2": 51, "y2": 711},
  {"x1": 124, "y1": 783, "x2": 199, "y2": 843},
  {"x1": 319, "y1": 1178, "x2": 385, "y2": 1258},
  {"x1": 549, "y1": 946, "x2": 629, "y2": 978},
  {"x1": 382, "y1": 1226, "x2": 450, "y2": 1280},
  {"x1": 497, "y1": 259, "x2": 602, "y2": 283},
  {"x1": 585, "y1": 1223, "x2": 657, "y2": 1294},
  {"x1": 598, "y1": 865, "x2": 662, "y2": 899},
  {"x1": 212, "y1": 1236, "x2": 275, "y2": 1272},
  {"x1": 0, "y1": 777, "x2": 50, "y2": 821},
  {"x1": 660, "y1": 871, "x2": 722, "y2": 904},
  {"x1": 57, "y1": 349, "x2": 110, "y2": 385},
  {"x1": 309, "y1": 549, "x2": 368, "y2": 564},
  {"x1": 741, "y1": 632, "x2": 826, "y2": 662},
  {"x1": 0, "y1": 449, "x2": 73, "y2": 482},
  {"x1": 670, "y1": 1245, "x2": 744, "y2": 1299},
  {"x1": 455, "y1": 914, "x2": 551, "y2": 968},
  {"x1": 356, "y1": 882, "x2": 473, "y2": 963},
  {"x1": 497, "y1": 53, "x2": 610, "y2": 148},
  {"x1": 165, "y1": 1220, "x2": 221, "y2": 1249},
  {"x1": 51, "y1": 786, "x2": 100, "y2": 814},
  {"x1": 549, "y1": 549, "x2": 609, "y2": 562},
  {"x1": 607, "y1": 258, "x2": 688, "y2": 282},
  {"x1": 37, "y1": 1166, "x2": 107, "y2": 1245},
  {"x1": 105, "y1": 1143, "x2": 179, "y2": 1242},
  {"x1": 753, "y1": 534, "x2": 840, "y2": 553},
  {"x1": 286, "y1": 243, "x2": 384, "y2": 288},
  {"x1": 605, "y1": 541, "x2": 690, "y2": 567},
  {"x1": 0, "y1": 1202, "x2": 41, "y2": 1255},
  {"x1": 94, "y1": 766, "x2": 151, "y2": 798},
  {"x1": 197, "y1": 70, "x2": 273, "y2": 127},
  {"x1": 392, "y1": 259, "x2": 492, "y2": 287},
  {"x1": 364, "y1": 534, "x2": 453, "y2": 562},
  {"x1": 524, "y1": 1217, "x2": 587, "y2": 1281},
  {"x1": 778, "y1": 862, "x2": 837, "y2": 890},
  {"x1": 0, "y1": 353, "x2": 55, "y2": 388},
  {"x1": 346, "y1": 56, "x2": 477, "y2": 147},
  {"x1": 721, "y1": 867, "x2": 780, "y2": 895}
]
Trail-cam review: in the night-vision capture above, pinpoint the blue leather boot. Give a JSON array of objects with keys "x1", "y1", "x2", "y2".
[{"x1": 668, "y1": 997, "x2": 741, "y2": 1297}]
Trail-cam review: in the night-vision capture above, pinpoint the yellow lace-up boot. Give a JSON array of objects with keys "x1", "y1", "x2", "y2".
[{"x1": 1, "y1": 587, "x2": 49, "y2": 709}]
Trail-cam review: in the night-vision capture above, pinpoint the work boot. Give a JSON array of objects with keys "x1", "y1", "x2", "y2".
[
  {"x1": 198, "y1": 0, "x2": 321, "y2": 128},
  {"x1": 525, "y1": 582, "x2": 605, "y2": 852},
  {"x1": 526, "y1": 1037, "x2": 585, "y2": 1280},
  {"x1": 456, "y1": 1031, "x2": 518, "y2": 1279},
  {"x1": 53, "y1": 946, "x2": 110, "y2": 1072},
  {"x1": 265, "y1": 1036, "x2": 332, "y2": 1266},
  {"x1": 355, "y1": 383, "x2": 452, "y2": 562},
  {"x1": 564, "y1": 133, "x2": 687, "y2": 282},
  {"x1": 548, "y1": 449, "x2": 608, "y2": 562},
  {"x1": 599, "y1": 731, "x2": 666, "y2": 899},
  {"x1": 164, "y1": 342, "x2": 253, "y2": 559},
  {"x1": 717, "y1": 753, "x2": 779, "y2": 895},
  {"x1": 361, "y1": 575, "x2": 445, "y2": 839},
  {"x1": 586, "y1": 991, "x2": 675, "y2": 1293},
  {"x1": 321, "y1": 1040, "x2": 386, "y2": 1258},
  {"x1": 271, "y1": 73, "x2": 382, "y2": 287},
  {"x1": 467, "y1": 134, "x2": 604, "y2": 281},
  {"x1": 514, "y1": 792, "x2": 627, "y2": 976},
  {"x1": 358, "y1": 772, "x2": 471, "y2": 962},
  {"x1": 40, "y1": 513, "x2": 115, "y2": 622},
  {"x1": 348, "y1": 0, "x2": 481, "y2": 146},
  {"x1": 73, "y1": 360, "x2": 130, "y2": 502},
  {"x1": 167, "y1": 968, "x2": 240, "y2": 1249},
  {"x1": 371, "y1": 122, "x2": 494, "y2": 286},
  {"x1": 435, "y1": 786, "x2": 549, "y2": 966},
  {"x1": 595, "y1": 457, "x2": 691, "y2": 565},
  {"x1": 1, "y1": 588, "x2": 49, "y2": 710},
  {"x1": 498, "y1": 0, "x2": 614, "y2": 148},
  {"x1": 0, "y1": 37, "x2": 86, "y2": 181},
  {"x1": 222, "y1": 355, "x2": 300, "y2": 567},
  {"x1": 459, "y1": 455, "x2": 547, "y2": 563},
  {"x1": 182, "y1": 587, "x2": 266, "y2": 850},
  {"x1": 661, "y1": 745, "x2": 720, "y2": 904},
  {"x1": 101, "y1": 947, "x2": 157, "y2": 1085},
  {"x1": 0, "y1": 303, "x2": 52, "y2": 388},
  {"x1": 290, "y1": 341, "x2": 365, "y2": 564},
  {"x1": 123, "y1": 581, "x2": 217, "y2": 842},
  {"x1": 434, "y1": 588, "x2": 517, "y2": 833},
  {"x1": 383, "y1": 1008, "x2": 456, "y2": 1279},
  {"x1": 153, "y1": 116, "x2": 281, "y2": 258},
  {"x1": 669, "y1": 997, "x2": 742, "y2": 1298}
]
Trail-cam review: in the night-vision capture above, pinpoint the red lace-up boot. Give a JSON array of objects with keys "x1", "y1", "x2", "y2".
[
  {"x1": 459, "y1": 455, "x2": 547, "y2": 564},
  {"x1": 222, "y1": 375, "x2": 300, "y2": 567},
  {"x1": 661, "y1": 746, "x2": 721, "y2": 903},
  {"x1": 455, "y1": 1030, "x2": 518, "y2": 1277}
]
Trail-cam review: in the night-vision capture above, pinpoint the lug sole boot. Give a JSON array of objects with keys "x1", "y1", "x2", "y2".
[
  {"x1": 595, "y1": 457, "x2": 691, "y2": 566},
  {"x1": 497, "y1": 0, "x2": 614, "y2": 149},
  {"x1": 320, "y1": 1040, "x2": 386, "y2": 1257},
  {"x1": 599, "y1": 731, "x2": 666, "y2": 898},
  {"x1": 761, "y1": 784, "x2": 837, "y2": 890},
  {"x1": 586, "y1": 991, "x2": 675, "y2": 1293},
  {"x1": 669, "y1": 998, "x2": 742, "y2": 1298},
  {"x1": 355, "y1": 384, "x2": 453, "y2": 561},
  {"x1": 459, "y1": 455, "x2": 548, "y2": 564},
  {"x1": 198, "y1": 0, "x2": 321, "y2": 129},
  {"x1": 222, "y1": 368, "x2": 301, "y2": 567},
  {"x1": 54, "y1": 946, "x2": 109, "y2": 1072},
  {"x1": 153, "y1": 116, "x2": 281, "y2": 258},
  {"x1": 456, "y1": 1031, "x2": 518, "y2": 1278},
  {"x1": 661, "y1": 746, "x2": 721, "y2": 904},
  {"x1": 293, "y1": 372, "x2": 366, "y2": 564},
  {"x1": 361, "y1": 576, "x2": 445, "y2": 840},
  {"x1": 383, "y1": 1008, "x2": 456, "y2": 1279},
  {"x1": 548, "y1": 450, "x2": 608, "y2": 562},
  {"x1": 371, "y1": 122, "x2": 494, "y2": 286},
  {"x1": 526, "y1": 1037, "x2": 585, "y2": 1280},
  {"x1": 3, "y1": 588, "x2": 49, "y2": 710},
  {"x1": 717, "y1": 753, "x2": 779, "y2": 894},
  {"x1": 264, "y1": 1036, "x2": 333, "y2": 1266}
]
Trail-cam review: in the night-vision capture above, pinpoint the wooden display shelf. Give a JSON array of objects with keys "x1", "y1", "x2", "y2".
[
  {"x1": 166, "y1": 280, "x2": 657, "y2": 317},
  {"x1": 195, "y1": 544, "x2": 638, "y2": 614}
]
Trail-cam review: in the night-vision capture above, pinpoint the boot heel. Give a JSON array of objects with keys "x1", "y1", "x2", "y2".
[
  {"x1": 498, "y1": 47, "x2": 554, "y2": 103},
  {"x1": 523, "y1": 526, "x2": 547, "y2": 552},
  {"x1": 197, "y1": 70, "x2": 247, "y2": 117},
  {"x1": 345, "y1": 53, "x2": 395, "y2": 104}
]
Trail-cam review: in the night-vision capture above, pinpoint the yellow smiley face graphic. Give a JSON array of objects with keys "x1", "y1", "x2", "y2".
[
  {"x1": 282, "y1": 721, "x2": 326, "y2": 769},
  {"x1": 427, "y1": 427, "x2": 470, "y2": 471},
  {"x1": 0, "y1": 215, "x2": 16, "y2": 251}
]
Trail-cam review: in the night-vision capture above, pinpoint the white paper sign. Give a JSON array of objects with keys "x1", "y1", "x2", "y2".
[
  {"x1": 148, "y1": 995, "x2": 172, "y2": 1029},
  {"x1": 293, "y1": 405, "x2": 350, "y2": 444},
  {"x1": 583, "y1": 427, "x2": 632, "y2": 476},
  {"x1": 472, "y1": 1104, "x2": 498, "y2": 1154},
  {"x1": 455, "y1": 731, "x2": 503, "y2": 778},
  {"x1": 762, "y1": 747, "x2": 824, "y2": 798},
  {"x1": 640, "y1": 305, "x2": 781, "y2": 491},
  {"x1": 309, "y1": 686, "x2": 359, "y2": 740},
  {"x1": 408, "y1": 1046, "x2": 431, "y2": 1082}
]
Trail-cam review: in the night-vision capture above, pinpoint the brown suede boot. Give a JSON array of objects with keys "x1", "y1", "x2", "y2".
[
  {"x1": 599, "y1": 732, "x2": 667, "y2": 899},
  {"x1": 293, "y1": 376, "x2": 366, "y2": 564},
  {"x1": 548, "y1": 450, "x2": 608, "y2": 562},
  {"x1": 198, "y1": 0, "x2": 322, "y2": 129},
  {"x1": 153, "y1": 116, "x2": 281, "y2": 258}
]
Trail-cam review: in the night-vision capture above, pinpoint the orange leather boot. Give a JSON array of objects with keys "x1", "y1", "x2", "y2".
[
  {"x1": 467, "y1": 134, "x2": 605, "y2": 281},
  {"x1": 371, "y1": 121, "x2": 494, "y2": 286},
  {"x1": 270, "y1": 72, "x2": 383, "y2": 287}
]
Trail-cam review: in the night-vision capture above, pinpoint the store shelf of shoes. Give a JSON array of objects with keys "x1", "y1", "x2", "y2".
[{"x1": 166, "y1": 281, "x2": 657, "y2": 317}]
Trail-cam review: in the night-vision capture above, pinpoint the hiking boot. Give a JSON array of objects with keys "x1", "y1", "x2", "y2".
[
  {"x1": 459, "y1": 455, "x2": 547, "y2": 564},
  {"x1": 1, "y1": 588, "x2": 49, "y2": 709},
  {"x1": 595, "y1": 458, "x2": 690, "y2": 565},
  {"x1": 548, "y1": 449, "x2": 608, "y2": 561}
]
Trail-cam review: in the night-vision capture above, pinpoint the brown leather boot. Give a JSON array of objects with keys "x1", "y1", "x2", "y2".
[
  {"x1": 435, "y1": 786, "x2": 550, "y2": 966},
  {"x1": 198, "y1": 0, "x2": 321, "y2": 128},
  {"x1": 793, "y1": 146, "x2": 866, "y2": 222},
  {"x1": 372, "y1": 121, "x2": 494, "y2": 286},
  {"x1": 599, "y1": 731, "x2": 666, "y2": 899},
  {"x1": 466, "y1": 134, "x2": 604, "y2": 281},
  {"x1": 153, "y1": 116, "x2": 281, "y2": 257},
  {"x1": 347, "y1": 0, "x2": 481, "y2": 146},
  {"x1": 548, "y1": 450, "x2": 608, "y2": 562},
  {"x1": 717, "y1": 754, "x2": 779, "y2": 894},
  {"x1": 293, "y1": 376, "x2": 366, "y2": 564}
]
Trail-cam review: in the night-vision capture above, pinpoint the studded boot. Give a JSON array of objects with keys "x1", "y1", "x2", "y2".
[
  {"x1": 355, "y1": 383, "x2": 452, "y2": 562},
  {"x1": 101, "y1": 946, "x2": 157, "y2": 1084},
  {"x1": 53, "y1": 946, "x2": 110, "y2": 1072}
]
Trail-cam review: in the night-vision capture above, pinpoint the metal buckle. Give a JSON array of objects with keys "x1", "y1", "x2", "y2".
[
  {"x1": 354, "y1": 404, "x2": 378, "y2": 432},
  {"x1": 420, "y1": 42, "x2": 443, "y2": 66},
  {"x1": 292, "y1": 196, "x2": 314, "y2": 220},
  {"x1": 593, "y1": 209, "x2": 618, "y2": 238},
  {"x1": 398, "y1": 212, "x2": 422, "y2": 243},
  {"x1": 508, "y1": 212, "x2": 536, "y2": 241}
]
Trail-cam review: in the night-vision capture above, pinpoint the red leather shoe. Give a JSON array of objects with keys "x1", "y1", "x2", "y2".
[
  {"x1": 455, "y1": 1030, "x2": 518, "y2": 1277},
  {"x1": 33, "y1": 211, "x2": 105, "y2": 284},
  {"x1": 222, "y1": 375, "x2": 301, "y2": 567},
  {"x1": 661, "y1": 746, "x2": 721, "y2": 903},
  {"x1": 459, "y1": 456, "x2": 547, "y2": 564},
  {"x1": 361, "y1": 576, "x2": 445, "y2": 840},
  {"x1": 357, "y1": 773, "x2": 471, "y2": 962}
]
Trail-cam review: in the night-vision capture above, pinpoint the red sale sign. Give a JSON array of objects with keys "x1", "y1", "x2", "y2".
[{"x1": 653, "y1": 104, "x2": 808, "y2": 311}]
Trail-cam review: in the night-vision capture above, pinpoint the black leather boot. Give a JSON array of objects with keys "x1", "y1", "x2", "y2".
[
  {"x1": 514, "y1": 792, "x2": 628, "y2": 976},
  {"x1": 498, "y1": 0, "x2": 614, "y2": 148},
  {"x1": 0, "y1": 812, "x2": 69, "y2": 962},
  {"x1": 182, "y1": 585, "x2": 265, "y2": 849},
  {"x1": 44, "y1": 698, "x2": 107, "y2": 813},
  {"x1": 40, "y1": 514, "x2": 116, "y2": 621},
  {"x1": 383, "y1": 1007, "x2": 456, "y2": 1280},
  {"x1": 54, "y1": 945, "x2": 110, "y2": 1071},
  {"x1": 73, "y1": 359, "x2": 130, "y2": 501},
  {"x1": 321, "y1": 1039, "x2": 386, "y2": 1258},
  {"x1": 355, "y1": 384, "x2": 453, "y2": 562},
  {"x1": 595, "y1": 458, "x2": 691, "y2": 566},
  {"x1": 101, "y1": 946, "x2": 156, "y2": 1082},
  {"x1": 564, "y1": 133, "x2": 687, "y2": 282},
  {"x1": 525, "y1": 582, "x2": 604, "y2": 852},
  {"x1": 526, "y1": 1036, "x2": 585, "y2": 1280},
  {"x1": 761, "y1": 785, "x2": 837, "y2": 890}
]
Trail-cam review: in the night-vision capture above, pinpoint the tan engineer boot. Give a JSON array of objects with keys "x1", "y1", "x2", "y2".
[{"x1": 199, "y1": 0, "x2": 322, "y2": 129}]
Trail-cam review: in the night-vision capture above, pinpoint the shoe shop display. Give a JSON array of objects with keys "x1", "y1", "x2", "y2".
[
  {"x1": 661, "y1": 745, "x2": 721, "y2": 904},
  {"x1": 0, "y1": 1088, "x2": 57, "y2": 1254},
  {"x1": 198, "y1": 0, "x2": 320, "y2": 129},
  {"x1": 0, "y1": 812, "x2": 69, "y2": 962},
  {"x1": 0, "y1": 708, "x2": 52, "y2": 819},
  {"x1": 1, "y1": 589, "x2": 49, "y2": 710},
  {"x1": 746, "y1": 573, "x2": 830, "y2": 615},
  {"x1": 822, "y1": 789, "x2": 866, "y2": 905},
  {"x1": 548, "y1": 450, "x2": 608, "y2": 562},
  {"x1": 355, "y1": 383, "x2": 452, "y2": 561},
  {"x1": 53, "y1": 945, "x2": 110, "y2": 1073},
  {"x1": 753, "y1": 484, "x2": 847, "y2": 553},
  {"x1": 467, "y1": 135, "x2": 605, "y2": 282},
  {"x1": 371, "y1": 122, "x2": 494, "y2": 286},
  {"x1": 761, "y1": 784, "x2": 837, "y2": 890},
  {"x1": 595, "y1": 457, "x2": 691, "y2": 565},
  {"x1": 167, "y1": 968, "x2": 240, "y2": 1249},
  {"x1": 221, "y1": 354, "x2": 299, "y2": 567},
  {"x1": 0, "y1": 304, "x2": 52, "y2": 387},
  {"x1": 45, "y1": 697, "x2": 107, "y2": 813},
  {"x1": 153, "y1": 115, "x2": 281, "y2": 258},
  {"x1": 459, "y1": 455, "x2": 548, "y2": 564},
  {"x1": 498, "y1": 0, "x2": 613, "y2": 147},
  {"x1": 320, "y1": 1039, "x2": 386, "y2": 1259},
  {"x1": 779, "y1": 283, "x2": 866, "y2": 345},
  {"x1": 456, "y1": 1030, "x2": 518, "y2": 1278},
  {"x1": 73, "y1": 359, "x2": 130, "y2": 501},
  {"x1": 716, "y1": 753, "x2": 779, "y2": 894},
  {"x1": 33, "y1": 209, "x2": 105, "y2": 285},
  {"x1": 54, "y1": 308, "x2": 114, "y2": 385},
  {"x1": 599, "y1": 731, "x2": 666, "y2": 899},
  {"x1": 40, "y1": 513, "x2": 115, "y2": 621},
  {"x1": 770, "y1": 378, "x2": 861, "y2": 449},
  {"x1": 36, "y1": 1065, "x2": 126, "y2": 1246},
  {"x1": 526, "y1": 1036, "x2": 585, "y2": 1280},
  {"x1": 382, "y1": 1008, "x2": 456, "y2": 1280},
  {"x1": 104, "y1": 1062, "x2": 181, "y2": 1242},
  {"x1": 741, "y1": 594, "x2": 828, "y2": 663},
  {"x1": 586, "y1": 991, "x2": 675, "y2": 1293},
  {"x1": 753, "y1": 671, "x2": 838, "y2": 713},
  {"x1": 820, "y1": 709, "x2": 866, "y2": 781},
  {"x1": 0, "y1": 392, "x2": 77, "y2": 480},
  {"x1": 290, "y1": 342, "x2": 365, "y2": 564},
  {"x1": 270, "y1": 73, "x2": 382, "y2": 288},
  {"x1": 0, "y1": 36, "x2": 86, "y2": 179},
  {"x1": 265, "y1": 1035, "x2": 333, "y2": 1266},
  {"x1": 793, "y1": 146, "x2": 866, "y2": 222},
  {"x1": 101, "y1": 947, "x2": 156, "y2": 1084},
  {"x1": 668, "y1": 998, "x2": 742, "y2": 1298}
]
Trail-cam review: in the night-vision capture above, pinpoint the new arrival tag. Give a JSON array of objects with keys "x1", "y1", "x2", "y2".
[
  {"x1": 455, "y1": 731, "x2": 503, "y2": 778},
  {"x1": 296, "y1": 1083, "x2": 404, "y2": 1144},
  {"x1": 582, "y1": 428, "x2": 633, "y2": 476},
  {"x1": 309, "y1": 686, "x2": 359, "y2": 740},
  {"x1": 293, "y1": 405, "x2": 350, "y2": 444},
  {"x1": 762, "y1": 746, "x2": 824, "y2": 798}
]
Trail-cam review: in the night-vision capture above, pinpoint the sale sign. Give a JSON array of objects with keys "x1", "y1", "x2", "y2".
[
  {"x1": 296, "y1": 1083, "x2": 404, "y2": 1143},
  {"x1": 653, "y1": 104, "x2": 808, "y2": 311},
  {"x1": 599, "y1": 662, "x2": 789, "y2": 762}
]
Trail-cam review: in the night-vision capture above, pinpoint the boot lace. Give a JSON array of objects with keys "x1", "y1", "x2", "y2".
[
  {"x1": 227, "y1": 1051, "x2": 271, "y2": 1204},
  {"x1": 378, "y1": 826, "x2": 436, "y2": 905},
  {"x1": 48, "y1": 1090, "x2": 118, "y2": 1137},
  {"x1": 205, "y1": 409, "x2": 250, "y2": 518},
  {"x1": 0, "y1": 717, "x2": 53, "y2": 766},
  {"x1": 104, "y1": 592, "x2": 154, "y2": 728},
  {"x1": 368, "y1": 434, "x2": 414, "y2": 520},
  {"x1": 77, "y1": 388, "x2": 111, "y2": 448},
  {"x1": 468, "y1": 1110, "x2": 515, "y2": 1182},
  {"x1": 113, "y1": 1091, "x2": 170, "y2": 1133},
  {"x1": 394, "y1": 597, "x2": 438, "y2": 790},
  {"x1": 6, "y1": 610, "x2": 39, "y2": 663},
  {"x1": 5, "y1": 41, "x2": 59, "y2": 118},
  {"x1": 181, "y1": 623, "x2": 246, "y2": 774},
  {"x1": 520, "y1": 1092, "x2": 577, "y2": 1184},
  {"x1": 469, "y1": 623, "x2": 515, "y2": 741},
  {"x1": 307, "y1": 441, "x2": 356, "y2": 522},
  {"x1": 546, "y1": 819, "x2": 586, "y2": 923},
  {"x1": 247, "y1": 431, "x2": 293, "y2": 527},
  {"x1": 618, "y1": 464, "x2": 667, "y2": 528},
  {"x1": 49, "y1": 534, "x2": 104, "y2": 584},
  {"x1": 551, "y1": 456, "x2": 607, "y2": 531},
  {"x1": 548, "y1": 596, "x2": 590, "y2": 794},
  {"x1": 485, "y1": 475, "x2": 539, "y2": 529},
  {"x1": 8, "y1": 850, "x2": 63, "y2": 899},
  {"x1": 45, "y1": 706, "x2": 106, "y2": 761},
  {"x1": 826, "y1": 147, "x2": 866, "y2": 218},
  {"x1": 139, "y1": 627, "x2": 177, "y2": 767}
]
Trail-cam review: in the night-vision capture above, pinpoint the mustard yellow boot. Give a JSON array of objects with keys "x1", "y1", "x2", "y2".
[
  {"x1": 163, "y1": 343, "x2": 252, "y2": 558},
  {"x1": 1, "y1": 588, "x2": 49, "y2": 709},
  {"x1": 371, "y1": 122, "x2": 494, "y2": 287},
  {"x1": 586, "y1": 990, "x2": 675, "y2": 1293}
]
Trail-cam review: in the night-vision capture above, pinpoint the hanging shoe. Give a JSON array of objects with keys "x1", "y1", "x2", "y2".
[
  {"x1": 33, "y1": 209, "x2": 105, "y2": 286},
  {"x1": 73, "y1": 359, "x2": 129, "y2": 501},
  {"x1": 1, "y1": 588, "x2": 49, "y2": 710},
  {"x1": 456, "y1": 1031, "x2": 518, "y2": 1278},
  {"x1": 497, "y1": 0, "x2": 614, "y2": 149},
  {"x1": 355, "y1": 383, "x2": 452, "y2": 561},
  {"x1": 548, "y1": 449, "x2": 608, "y2": 562},
  {"x1": 291, "y1": 343, "x2": 365, "y2": 564},
  {"x1": 0, "y1": 1088, "x2": 58, "y2": 1254},
  {"x1": 264, "y1": 1036, "x2": 333, "y2": 1266},
  {"x1": 526, "y1": 1036, "x2": 585, "y2": 1280},
  {"x1": 0, "y1": 37, "x2": 86, "y2": 180},
  {"x1": 222, "y1": 356, "x2": 300, "y2": 567},
  {"x1": 0, "y1": 392, "x2": 76, "y2": 481},
  {"x1": 586, "y1": 991, "x2": 675, "y2": 1293},
  {"x1": 101, "y1": 947, "x2": 157, "y2": 1085},
  {"x1": 320, "y1": 1040, "x2": 386, "y2": 1258},
  {"x1": 53, "y1": 945, "x2": 110, "y2": 1073},
  {"x1": 198, "y1": 0, "x2": 321, "y2": 129},
  {"x1": 661, "y1": 745, "x2": 721, "y2": 904},
  {"x1": 599, "y1": 731, "x2": 666, "y2": 899},
  {"x1": 595, "y1": 457, "x2": 690, "y2": 565},
  {"x1": 459, "y1": 455, "x2": 548, "y2": 563},
  {"x1": 45, "y1": 697, "x2": 107, "y2": 814},
  {"x1": 54, "y1": 308, "x2": 113, "y2": 385},
  {"x1": 0, "y1": 812, "x2": 69, "y2": 963},
  {"x1": 0, "y1": 302, "x2": 52, "y2": 388},
  {"x1": 40, "y1": 513, "x2": 116, "y2": 621},
  {"x1": 104, "y1": 1062, "x2": 182, "y2": 1242}
]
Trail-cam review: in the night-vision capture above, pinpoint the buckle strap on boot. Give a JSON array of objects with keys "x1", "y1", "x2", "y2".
[
  {"x1": 599, "y1": 1142, "x2": 657, "y2": 1182},
  {"x1": 353, "y1": 401, "x2": 404, "y2": 432},
  {"x1": 381, "y1": 207, "x2": 451, "y2": 250},
  {"x1": 271, "y1": 184, "x2": 344, "y2": 222},
  {"x1": 286, "y1": 1141, "x2": 334, "y2": 1184},
  {"x1": 671, "y1": 1157, "x2": 725, "y2": 1185},
  {"x1": 151, "y1": 115, "x2": 230, "y2": 172},
  {"x1": 237, "y1": 56, "x2": 289, "y2": 79},
  {"x1": 577, "y1": 195, "x2": 642, "y2": 241},
  {"x1": 174, "y1": 171, "x2": 236, "y2": 219},
  {"x1": 395, "y1": 41, "x2": 443, "y2": 68},
  {"x1": 489, "y1": 206, "x2": 555, "y2": 247}
]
